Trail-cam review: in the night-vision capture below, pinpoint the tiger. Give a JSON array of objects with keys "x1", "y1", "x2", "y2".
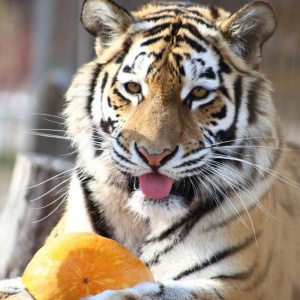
[{"x1": 1, "y1": 0, "x2": 300, "y2": 299}]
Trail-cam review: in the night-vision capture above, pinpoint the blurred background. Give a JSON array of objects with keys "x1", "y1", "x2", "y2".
[{"x1": 0, "y1": 0, "x2": 299, "y2": 206}]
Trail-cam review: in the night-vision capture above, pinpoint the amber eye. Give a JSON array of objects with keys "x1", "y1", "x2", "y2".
[
  {"x1": 124, "y1": 82, "x2": 142, "y2": 94},
  {"x1": 191, "y1": 87, "x2": 208, "y2": 99}
]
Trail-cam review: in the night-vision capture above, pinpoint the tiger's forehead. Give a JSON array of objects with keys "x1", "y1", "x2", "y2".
[
  {"x1": 131, "y1": 3, "x2": 228, "y2": 44},
  {"x1": 119, "y1": 35, "x2": 220, "y2": 88},
  {"x1": 118, "y1": 14, "x2": 222, "y2": 96},
  {"x1": 132, "y1": 2, "x2": 231, "y2": 25},
  {"x1": 121, "y1": 3, "x2": 230, "y2": 81}
]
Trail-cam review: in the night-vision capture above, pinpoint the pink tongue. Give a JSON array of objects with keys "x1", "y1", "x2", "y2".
[{"x1": 139, "y1": 173, "x2": 173, "y2": 199}]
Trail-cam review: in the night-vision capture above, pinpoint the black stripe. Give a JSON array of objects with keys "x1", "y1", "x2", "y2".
[
  {"x1": 170, "y1": 21, "x2": 182, "y2": 36},
  {"x1": 141, "y1": 14, "x2": 175, "y2": 22},
  {"x1": 215, "y1": 76, "x2": 242, "y2": 145},
  {"x1": 123, "y1": 65, "x2": 132, "y2": 73},
  {"x1": 146, "y1": 8, "x2": 181, "y2": 16},
  {"x1": 185, "y1": 16, "x2": 216, "y2": 29},
  {"x1": 87, "y1": 63, "x2": 103, "y2": 115},
  {"x1": 100, "y1": 117, "x2": 117, "y2": 134},
  {"x1": 211, "y1": 261, "x2": 256, "y2": 281},
  {"x1": 204, "y1": 133, "x2": 214, "y2": 145},
  {"x1": 79, "y1": 170, "x2": 113, "y2": 238},
  {"x1": 141, "y1": 36, "x2": 164, "y2": 47},
  {"x1": 112, "y1": 147, "x2": 137, "y2": 165},
  {"x1": 107, "y1": 96, "x2": 112, "y2": 108},
  {"x1": 116, "y1": 133, "x2": 131, "y2": 154},
  {"x1": 209, "y1": 5, "x2": 220, "y2": 19},
  {"x1": 247, "y1": 79, "x2": 261, "y2": 124},
  {"x1": 179, "y1": 65, "x2": 185, "y2": 76},
  {"x1": 219, "y1": 86, "x2": 230, "y2": 100},
  {"x1": 145, "y1": 192, "x2": 223, "y2": 245},
  {"x1": 113, "y1": 88, "x2": 131, "y2": 104},
  {"x1": 132, "y1": 51, "x2": 147, "y2": 69},
  {"x1": 113, "y1": 159, "x2": 133, "y2": 172},
  {"x1": 207, "y1": 128, "x2": 214, "y2": 137},
  {"x1": 186, "y1": 8, "x2": 206, "y2": 16},
  {"x1": 218, "y1": 56, "x2": 232, "y2": 74},
  {"x1": 180, "y1": 166, "x2": 203, "y2": 175},
  {"x1": 145, "y1": 191, "x2": 225, "y2": 266},
  {"x1": 164, "y1": 35, "x2": 171, "y2": 43},
  {"x1": 143, "y1": 23, "x2": 170, "y2": 37},
  {"x1": 179, "y1": 34, "x2": 206, "y2": 53},
  {"x1": 174, "y1": 154, "x2": 206, "y2": 168},
  {"x1": 160, "y1": 145, "x2": 179, "y2": 166},
  {"x1": 172, "y1": 53, "x2": 183, "y2": 68},
  {"x1": 200, "y1": 67, "x2": 216, "y2": 80},
  {"x1": 115, "y1": 40, "x2": 132, "y2": 64},
  {"x1": 111, "y1": 74, "x2": 118, "y2": 88},
  {"x1": 152, "y1": 50, "x2": 164, "y2": 61},
  {"x1": 174, "y1": 232, "x2": 261, "y2": 280},
  {"x1": 101, "y1": 72, "x2": 108, "y2": 95},
  {"x1": 193, "y1": 57, "x2": 205, "y2": 66},
  {"x1": 155, "y1": 2, "x2": 194, "y2": 8},
  {"x1": 181, "y1": 23, "x2": 207, "y2": 46},
  {"x1": 211, "y1": 105, "x2": 227, "y2": 119}
]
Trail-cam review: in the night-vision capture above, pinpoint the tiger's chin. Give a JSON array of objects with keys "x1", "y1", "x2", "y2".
[{"x1": 127, "y1": 190, "x2": 190, "y2": 220}]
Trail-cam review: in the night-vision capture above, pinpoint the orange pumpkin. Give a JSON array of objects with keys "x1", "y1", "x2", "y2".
[{"x1": 23, "y1": 232, "x2": 154, "y2": 300}]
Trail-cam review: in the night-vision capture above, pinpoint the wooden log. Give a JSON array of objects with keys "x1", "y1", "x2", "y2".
[{"x1": 0, "y1": 153, "x2": 73, "y2": 279}]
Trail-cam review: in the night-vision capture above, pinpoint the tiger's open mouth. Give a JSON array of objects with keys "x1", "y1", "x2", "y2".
[
  {"x1": 139, "y1": 173, "x2": 174, "y2": 199},
  {"x1": 126, "y1": 173, "x2": 197, "y2": 204}
]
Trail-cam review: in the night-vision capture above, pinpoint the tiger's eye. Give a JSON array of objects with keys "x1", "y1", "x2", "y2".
[
  {"x1": 191, "y1": 87, "x2": 208, "y2": 98},
  {"x1": 125, "y1": 82, "x2": 142, "y2": 94}
]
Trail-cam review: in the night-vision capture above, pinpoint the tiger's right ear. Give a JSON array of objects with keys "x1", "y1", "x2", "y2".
[{"x1": 81, "y1": 0, "x2": 133, "y2": 49}]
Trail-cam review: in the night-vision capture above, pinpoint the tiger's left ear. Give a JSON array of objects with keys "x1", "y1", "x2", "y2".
[
  {"x1": 81, "y1": 0, "x2": 133, "y2": 50},
  {"x1": 220, "y1": 1, "x2": 276, "y2": 67}
]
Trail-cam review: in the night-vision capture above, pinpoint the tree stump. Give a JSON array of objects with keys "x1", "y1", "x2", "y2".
[{"x1": 0, "y1": 153, "x2": 73, "y2": 278}]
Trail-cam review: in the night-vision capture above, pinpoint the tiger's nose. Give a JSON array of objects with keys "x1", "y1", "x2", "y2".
[{"x1": 137, "y1": 146, "x2": 172, "y2": 168}]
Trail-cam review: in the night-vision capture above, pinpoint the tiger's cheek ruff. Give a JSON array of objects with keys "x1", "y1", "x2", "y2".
[{"x1": 64, "y1": 61, "x2": 110, "y2": 178}]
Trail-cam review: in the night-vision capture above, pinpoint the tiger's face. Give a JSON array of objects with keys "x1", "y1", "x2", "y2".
[
  {"x1": 67, "y1": 1, "x2": 278, "y2": 219},
  {"x1": 101, "y1": 24, "x2": 235, "y2": 200}
]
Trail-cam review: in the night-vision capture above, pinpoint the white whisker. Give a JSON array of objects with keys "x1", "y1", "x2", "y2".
[
  {"x1": 27, "y1": 168, "x2": 75, "y2": 189},
  {"x1": 29, "y1": 178, "x2": 70, "y2": 202},
  {"x1": 211, "y1": 153, "x2": 300, "y2": 190},
  {"x1": 32, "y1": 192, "x2": 68, "y2": 223}
]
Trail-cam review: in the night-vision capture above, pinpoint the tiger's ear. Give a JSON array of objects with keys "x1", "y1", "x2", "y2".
[
  {"x1": 81, "y1": 0, "x2": 133, "y2": 49},
  {"x1": 220, "y1": 1, "x2": 276, "y2": 67}
]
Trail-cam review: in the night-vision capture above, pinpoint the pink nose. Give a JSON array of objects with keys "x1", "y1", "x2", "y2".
[{"x1": 138, "y1": 147, "x2": 172, "y2": 168}]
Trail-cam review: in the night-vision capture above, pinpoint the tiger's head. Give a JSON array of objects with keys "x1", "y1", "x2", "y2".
[{"x1": 65, "y1": 0, "x2": 279, "y2": 219}]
